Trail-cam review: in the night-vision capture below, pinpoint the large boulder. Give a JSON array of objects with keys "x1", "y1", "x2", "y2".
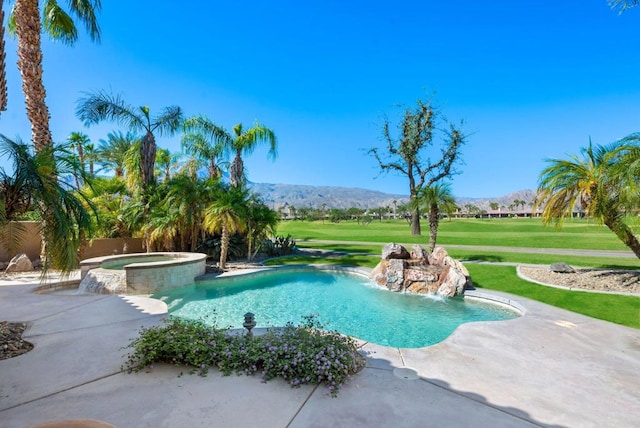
[
  {"x1": 381, "y1": 243, "x2": 410, "y2": 260},
  {"x1": 5, "y1": 253, "x2": 34, "y2": 273},
  {"x1": 550, "y1": 262, "x2": 576, "y2": 273},
  {"x1": 370, "y1": 245, "x2": 470, "y2": 297}
]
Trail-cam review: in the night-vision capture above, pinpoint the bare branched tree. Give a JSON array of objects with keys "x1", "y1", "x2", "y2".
[{"x1": 369, "y1": 99, "x2": 466, "y2": 235}]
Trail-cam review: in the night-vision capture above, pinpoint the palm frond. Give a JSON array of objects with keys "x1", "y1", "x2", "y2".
[
  {"x1": 609, "y1": 0, "x2": 639, "y2": 13},
  {"x1": 151, "y1": 106, "x2": 183, "y2": 136},
  {"x1": 43, "y1": 0, "x2": 78, "y2": 45},
  {"x1": 69, "y1": 0, "x2": 102, "y2": 42},
  {"x1": 76, "y1": 90, "x2": 144, "y2": 130}
]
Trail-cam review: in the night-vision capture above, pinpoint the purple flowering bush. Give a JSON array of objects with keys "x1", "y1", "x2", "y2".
[{"x1": 122, "y1": 315, "x2": 366, "y2": 396}]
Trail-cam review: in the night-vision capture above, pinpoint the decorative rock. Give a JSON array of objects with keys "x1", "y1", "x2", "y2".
[
  {"x1": 410, "y1": 245, "x2": 429, "y2": 262},
  {"x1": 381, "y1": 243, "x2": 410, "y2": 260},
  {"x1": 441, "y1": 264, "x2": 469, "y2": 296},
  {"x1": 406, "y1": 281, "x2": 439, "y2": 294},
  {"x1": 550, "y1": 262, "x2": 576, "y2": 273},
  {"x1": 385, "y1": 259, "x2": 406, "y2": 291},
  {"x1": 5, "y1": 253, "x2": 34, "y2": 273},
  {"x1": 428, "y1": 246, "x2": 448, "y2": 265}
]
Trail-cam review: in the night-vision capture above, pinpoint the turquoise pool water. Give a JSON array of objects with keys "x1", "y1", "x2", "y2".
[{"x1": 154, "y1": 269, "x2": 520, "y2": 348}]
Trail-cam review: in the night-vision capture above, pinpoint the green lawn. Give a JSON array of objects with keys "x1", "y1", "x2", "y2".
[
  {"x1": 277, "y1": 217, "x2": 634, "y2": 251},
  {"x1": 267, "y1": 218, "x2": 640, "y2": 329},
  {"x1": 467, "y1": 264, "x2": 640, "y2": 329},
  {"x1": 293, "y1": 241, "x2": 640, "y2": 270}
]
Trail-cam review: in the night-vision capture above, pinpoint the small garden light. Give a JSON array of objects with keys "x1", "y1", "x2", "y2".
[{"x1": 243, "y1": 312, "x2": 256, "y2": 336}]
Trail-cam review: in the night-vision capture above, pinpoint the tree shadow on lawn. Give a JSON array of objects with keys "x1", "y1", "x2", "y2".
[{"x1": 458, "y1": 254, "x2": 504, "y2": 263}]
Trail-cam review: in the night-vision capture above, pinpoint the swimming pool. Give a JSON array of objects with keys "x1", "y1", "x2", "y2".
[{"x1": 154, "y1": 267, "x2": 521, "y2": 348}]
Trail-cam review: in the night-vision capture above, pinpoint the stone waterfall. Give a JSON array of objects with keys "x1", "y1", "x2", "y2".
[
  {"x1": 78, "y1": 269, "x2": 127, "y2": 294},
  {"x1": 370, "y1": 244, "x2": 472, "y2": 297}
]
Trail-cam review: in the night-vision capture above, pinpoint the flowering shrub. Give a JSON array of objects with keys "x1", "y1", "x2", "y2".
[{"x1": 122, "y1": 315, "x2": 366, "y2": 396}]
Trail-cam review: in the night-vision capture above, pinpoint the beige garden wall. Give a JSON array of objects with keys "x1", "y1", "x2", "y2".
[
  {"x1": 1, "y1": 221, "x2": 144, "y2": 263},
  {"x1": 0, "y1": 221, "x2": 42, "y2": 262},
  {"x1": 79, "y1": 238, "x2": 144, "y2": 259}
]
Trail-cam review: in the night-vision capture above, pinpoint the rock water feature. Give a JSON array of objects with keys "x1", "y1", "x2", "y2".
[
  {"x1": 79, "y1": 269, "x2": 128, "y2": 294},
  {"x1": 370, "y1": 244, "x2": 472, "y2": 297}
]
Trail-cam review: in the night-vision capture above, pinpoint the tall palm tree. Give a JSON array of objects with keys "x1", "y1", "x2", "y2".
[
  {"x1": 420, "y1": 183, "x2": 456, "y2": 252},
  {"x1": 536, "y1": 141, "x2": 640, "y2": 258},
  {"x1": 181, "y1": 115, "x2": 229, "y2": 179},
  {"x1": 227, "y1": 122, "x2": 277, "y2": 186},
  {"x1": 76, "y1": 90, "x2": 183, "y2": 189},
  {"x1": 9, "y1": 0, "x2": 101, "y2": 151},
  {"x1": 97, "y1": 131, "x2": 138, "y2": 178},
  {"x1": 84, "y1": 142, "x2": 97, "y2": 179},
  {"x1": 0, "y1": 3, "x2": 7, "y2": 113},
  {"x1": 203, "y1": 185, "x2": 249, "y2": 269},
  {"x1": 0, "y1": 134, "x2": 95, "y2": 273},
  {"x1": 67, "y1": 131, "x2": 89, "y2": 188}
]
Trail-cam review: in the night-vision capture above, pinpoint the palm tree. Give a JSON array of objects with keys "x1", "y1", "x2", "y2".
[
  {"x1": 0, "y1": 134, "x2": 95, "y2": 273},
  {"x1": 536, "y1": 141, "x2": 640, "y2": 258},
  {"x1": 76, "y1": 91, "x2": 183, "y2": 189},
  {"x1": 84, "y1": 142, "x2": 97, "y2": 179},
  {"x1": 227, "y1": 123, "x2": 277, "y2": 186},
  {"x1": 155, "y1": 148, "x2": 180, "y2": 183},
  {"x1": 161, "y1": 175, "x2": 216, "y2": 251},
  {"x1": 420, "y1": 183, "x2": 456, "y2": 252},
  {"x1": 181, "y1": 115, "x2": 228, "y2": 179},
  {"x1": 0, "y1": 3, "x2": 7, "y2": 113},
  {"x1": 97, "y1": 131, "x2": 138, "y2": 178},
  {"x1": 203, "y1": 185, "x2": 249, "y2": 269},
  {"x1": 245, "y1": 196, "x2": 279, "y2": 261},
  {"x1": 9, "y1": 0, "x2": 101, "y2": 151},
  {"x1": 67, "y1": 132, "x2": 89, "y2": 188}
]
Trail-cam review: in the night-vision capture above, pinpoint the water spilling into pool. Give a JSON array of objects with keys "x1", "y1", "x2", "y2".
[{"x1": 154, "y1": 268, "x2": 520, "y2": 348}]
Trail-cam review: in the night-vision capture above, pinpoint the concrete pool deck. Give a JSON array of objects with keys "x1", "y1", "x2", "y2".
[{"x1": 0, "y1": 273, "x2": 639, "y2": 427}]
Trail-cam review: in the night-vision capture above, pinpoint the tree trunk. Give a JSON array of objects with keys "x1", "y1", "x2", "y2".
[
  {"x1": 0, "y1": 5, "x2": 8, "y2": 113},
  {"x1": 219, "y1": 225, "x2": 229, "y2": 270},
  {"x1": 14, "y1": 0, "x2": 53, "y2": 152},
  {"x1": 410, "y1": 195, "x2": 421, "y2": 236},
  {"x1": 140, "y1": 131, "x2": 156, "y2": 188},
  {"x1": 428, "y1": 205, "x2": 439, "y2": 252},
  {"x1": 604, "y1": 215, "x2": 640, "y2": 259},
  {"x1": 229, "y1": 152, "x2": 243, "y2": 187}
]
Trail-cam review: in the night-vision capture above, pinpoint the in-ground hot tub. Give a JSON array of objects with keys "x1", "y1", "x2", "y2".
[{"x1": 79, "y1": 252, "x2": 207, "y2": 294}]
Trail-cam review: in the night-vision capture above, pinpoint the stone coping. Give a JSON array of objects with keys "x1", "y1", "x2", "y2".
[{"x1": 80, "y1": 252, "x2": 207, "y2": 271}]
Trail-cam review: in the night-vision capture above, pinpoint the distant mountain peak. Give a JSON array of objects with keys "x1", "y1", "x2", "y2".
[{"x1": 248, "y1": 182, "x2": 537, "y2": 210}]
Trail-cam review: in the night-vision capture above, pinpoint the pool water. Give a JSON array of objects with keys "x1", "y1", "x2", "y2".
[
  {"x1": 101, "y1": 255, "x2": 175, "y2": 270},
  {"x1": 154, "y1": 269, "x2": 520, "y2": 348}
]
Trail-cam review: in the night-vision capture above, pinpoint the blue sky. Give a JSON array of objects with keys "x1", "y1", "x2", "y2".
[{"x1": 1, "y1": 0, "x2": 639, "y2": 198}]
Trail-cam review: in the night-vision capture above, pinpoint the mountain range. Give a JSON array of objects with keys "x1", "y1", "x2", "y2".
[{"x1": 248, "y1": 182, "x2": 537, "y2": 211}]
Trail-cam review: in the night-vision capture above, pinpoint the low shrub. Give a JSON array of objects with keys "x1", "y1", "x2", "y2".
[
  {"x1": 262, "y1": 234, "x2": 297, "y2": 256},
  {"x1": 122, "y1": 315, "x2": 366, "y2": 396}
]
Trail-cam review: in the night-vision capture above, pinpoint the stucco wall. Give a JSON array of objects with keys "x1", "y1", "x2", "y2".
[
  {"x1": 0, "y1": 222, "x2": 42, "y2": 262},
  {"x1": 79, "y1": 238, "x2": 144, "y2": 260},
  {"x1": 1, "y1": 221, "x2": 144, "y2": 263}
]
